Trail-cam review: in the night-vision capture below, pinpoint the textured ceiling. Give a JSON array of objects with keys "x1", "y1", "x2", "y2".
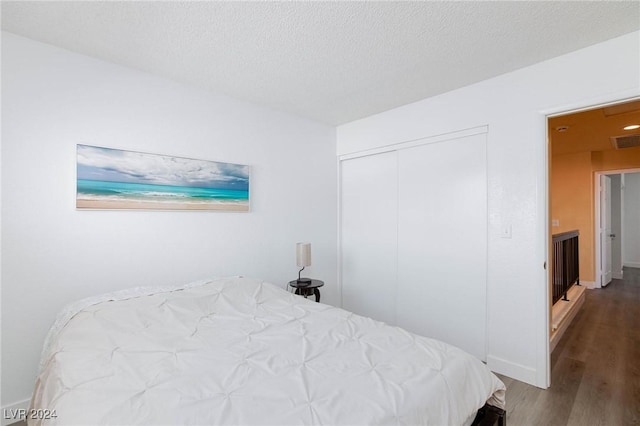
[{"x1": 2, "y1": 1, "x2": 640, "y2": 125}]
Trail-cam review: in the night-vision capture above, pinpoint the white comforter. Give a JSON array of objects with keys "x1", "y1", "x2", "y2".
[{"x1": 31, "y1": 277, "x2": 505, "y2": 425}]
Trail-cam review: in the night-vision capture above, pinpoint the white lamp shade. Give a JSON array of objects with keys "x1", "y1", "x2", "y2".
[{"x1": 296, "y1": 242, "x2": 311, "y2": 267}]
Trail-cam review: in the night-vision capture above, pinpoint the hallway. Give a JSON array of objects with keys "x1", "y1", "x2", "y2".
[{"x1": 498, "y1": 267, "x2": 640, "y2": 425}]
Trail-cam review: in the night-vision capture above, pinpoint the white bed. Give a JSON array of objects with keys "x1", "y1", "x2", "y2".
[{"x1": 30, "y1": 276, "x2": 505, "y2": 425}]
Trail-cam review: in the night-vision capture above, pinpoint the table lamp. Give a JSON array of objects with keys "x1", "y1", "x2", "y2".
[{"x1": 296, "y1": 242, "x2": 312, "y2": 285}]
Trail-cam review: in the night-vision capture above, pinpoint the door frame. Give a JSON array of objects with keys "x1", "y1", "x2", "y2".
[
  {"x1": 594, "y1": 168, "x2": 640, "y2": 288},
  {"x1": 541, "y1": 92, "x2": 640, "y2": 387}
]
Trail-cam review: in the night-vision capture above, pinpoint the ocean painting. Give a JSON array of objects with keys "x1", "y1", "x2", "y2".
[{"x1": 76, "y1": 145, "x2": 250, "y2": 211}]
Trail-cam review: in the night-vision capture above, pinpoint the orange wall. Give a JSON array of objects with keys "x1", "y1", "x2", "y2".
[
  {"x1": 551, "y1": 152, "x2": 594, "y2": 281},
  {"x1": 551, "y1": 146, "x2": 640, "y2": 283},
  {"x1": 591, "y1": 147, "x2": 640, "y2": 171}
]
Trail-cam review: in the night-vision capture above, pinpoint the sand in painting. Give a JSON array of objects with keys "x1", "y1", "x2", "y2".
[{"x1": 76, "y1": 198, "x2": 249, "y2": 211}]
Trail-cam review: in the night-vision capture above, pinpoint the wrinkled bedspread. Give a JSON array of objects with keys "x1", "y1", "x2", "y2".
[{"x1": 30, "y1": 277, "x2": 505, "y2": 425}]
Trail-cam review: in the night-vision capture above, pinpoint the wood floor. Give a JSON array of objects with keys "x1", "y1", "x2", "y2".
[{"x1": 498, "y1": 267, "x2": 640, "y2": 425}]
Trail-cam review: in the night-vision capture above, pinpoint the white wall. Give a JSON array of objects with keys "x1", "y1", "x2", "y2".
[
  {"x1": 1, "y1": 33, "x2": 337, "y2": 408},
  {"x1": 623, "y1": 173, "x2": 640, "y2": 268},
  {"x1": 337, "y1": 31, "x2": 640, "y2": 387}
]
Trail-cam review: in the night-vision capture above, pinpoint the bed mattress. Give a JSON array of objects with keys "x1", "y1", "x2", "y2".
[{"x1": 30, "y1": 276, "x2": 505, "y2": 425}]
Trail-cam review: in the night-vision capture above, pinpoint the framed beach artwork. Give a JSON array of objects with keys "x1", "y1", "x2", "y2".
[{"x1": 76, "y1": 144, "x2": 250, "y2": 211}]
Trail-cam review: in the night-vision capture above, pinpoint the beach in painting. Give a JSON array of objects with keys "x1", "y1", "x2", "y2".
[{"x1": 76, "y1": 145, "x2": 250, "y2": 211}]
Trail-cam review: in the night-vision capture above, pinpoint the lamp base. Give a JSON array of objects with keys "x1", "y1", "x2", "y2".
[{"x1": 296, "y1": 278, "x2": 312, "y2": 286}]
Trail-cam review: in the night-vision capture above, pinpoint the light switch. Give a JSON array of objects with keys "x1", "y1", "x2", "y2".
[{"x1": 552, "y1": 219, "x2": 560, "y2": 227}]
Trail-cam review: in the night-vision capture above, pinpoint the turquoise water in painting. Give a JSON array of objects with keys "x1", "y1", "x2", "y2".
[{"x1": 77, "y1": 179, "x2": 249, "y2": 204}]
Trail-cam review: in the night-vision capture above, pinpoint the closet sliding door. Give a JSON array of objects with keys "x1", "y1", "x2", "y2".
[
  {"x1": 339, "y1": 130, "x2": 487, "y2": 361},
  {"x1": 340, "y1": 151, "x2": 398, "y2": 324},
  {"x1": 396, "y1": 133, "x2": 487, "y2": 360}
]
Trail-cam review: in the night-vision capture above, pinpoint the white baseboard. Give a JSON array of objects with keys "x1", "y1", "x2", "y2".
[
  {"x1": 486, "y1": 355, "x2": 538, "y2": 388},
  {"x1": 623, "y1": 262, "x2": 640, "y2": 268},
  {"x1": 1, "y1": 399, "x2": 30, "y2": 426},
  {"x1": 580, "y1": 281, "x2": 596, "y2": 289},
  {"x1": 613, "y1": 270, "x2": 624, "y2": 280}
]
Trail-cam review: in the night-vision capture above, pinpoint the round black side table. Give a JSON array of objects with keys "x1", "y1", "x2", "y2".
[{"x1": 289, "y1": 279, "x2": 324, "y2": 303}]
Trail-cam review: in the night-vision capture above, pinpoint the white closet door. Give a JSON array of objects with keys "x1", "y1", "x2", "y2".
[
  {"x1": 396, "y1": 133, "x2": 487, "y2": 360},
  {"x1": 340, "y1": 151, "x2": 398, "y2": 324}
]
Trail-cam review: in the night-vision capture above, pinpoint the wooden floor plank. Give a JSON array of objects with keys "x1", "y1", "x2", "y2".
[{"x1": 499, "y1": 267, "x2": 640, "y2": 426}]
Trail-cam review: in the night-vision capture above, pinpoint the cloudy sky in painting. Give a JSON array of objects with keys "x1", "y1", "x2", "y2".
[{"x1": 77, "y1": 145, "x2": 249, "y2": 190}]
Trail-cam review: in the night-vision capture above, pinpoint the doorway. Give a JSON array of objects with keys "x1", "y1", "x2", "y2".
[
  {"x1": 546, "y1": 97, "x2": 640, "y2": 386},
  {"x1": 595, "y1": 170, "x2": 640, "y2": 288},
  {"x1": 549, "y1": 99, "x2": 640, "y2": 290}
]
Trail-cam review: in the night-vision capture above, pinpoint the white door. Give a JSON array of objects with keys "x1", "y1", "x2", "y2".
[
  {"x1": 340, "y1": 151, "x2": 398, "y2": 324},
  {"x1": 396, "y1": 133, "x2": 487, "y2": 361},
  {"x1": 610, "y1": 175, "x2": 623, "y2": 280},
  {"x1": 601, "y1": 175, "x2": 613, "y2": 287}
]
